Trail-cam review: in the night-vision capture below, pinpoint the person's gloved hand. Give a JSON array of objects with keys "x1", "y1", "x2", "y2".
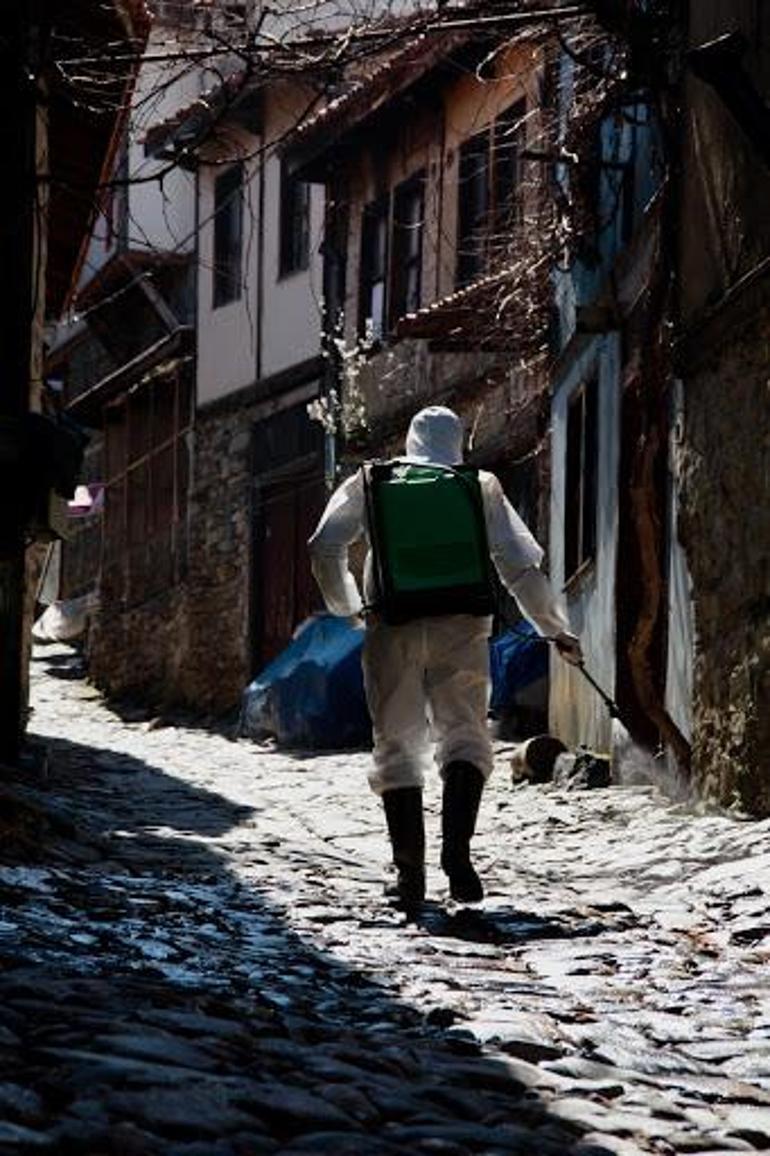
[{"x1": 554, "y1": 631, "x2": 583, "y2": 665}]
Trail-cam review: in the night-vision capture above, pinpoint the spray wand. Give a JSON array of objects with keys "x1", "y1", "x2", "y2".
[
  {"x1": 574, "y1": 661, "x2": 622, "y2": 721},
  {"x1": 545, "y1": 635, "x2": 636, "y2": 735}
]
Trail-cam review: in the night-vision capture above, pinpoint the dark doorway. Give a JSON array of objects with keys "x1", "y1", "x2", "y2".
[
  {"x1": 251, "y1": 405, "x2": 325, "y2": 669},
  {"x1": 614, "y1": 370, "x2": 669, "y2": 751}
]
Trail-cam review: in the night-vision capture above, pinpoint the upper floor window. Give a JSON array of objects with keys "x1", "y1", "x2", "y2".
[
  {"x1": 391, "y1": 174, "x2": 425, "y2": 322},
  {"x1": 213, "y1": 162, "x2": 243, "y2": 308},
  {"x1": 279, "y1": 159, "x2": 311, "y2": 277},
  {"x1": 359, "y1": 197, "x2": 389, "y2": 341},
  {"x1": 359, "y1": 170, "x2": 426, "y2": 341},
  {"x1": 456, "y1": 99, "x2": 526, "y2": 288},
  {"x1": 493, "y1": 101, "x2": 525, "y2": 235},
  {"x1": 564, "y1": 374, "x2": 598, "y2": 584},
  {"x1": 457, "y1": 130, "x2": 489, "y2": 287}
]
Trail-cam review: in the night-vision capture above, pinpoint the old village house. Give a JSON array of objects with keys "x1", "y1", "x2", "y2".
[
  {"x1": 289, "y1": 24, "x2": 558, "y2": 639},
  {"x1": 46, "y1": 1, "x2": 770, "y2": 816}
]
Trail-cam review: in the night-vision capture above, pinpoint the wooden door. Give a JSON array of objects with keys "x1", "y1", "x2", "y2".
[{"x1": 258, "y1": 470, "x2": 325, "y2": 666}]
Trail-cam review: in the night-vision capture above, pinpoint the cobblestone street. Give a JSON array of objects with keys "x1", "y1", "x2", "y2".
[{"x1": 0, "y1": 644, "x2": 767, "y2": 1154}]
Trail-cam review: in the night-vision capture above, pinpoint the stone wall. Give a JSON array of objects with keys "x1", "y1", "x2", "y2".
[
  {"x1": 183, "y1": 399, "x2": 255, "y2": 712},
  {"x1": 87, "y1": 585, "x2": 195, "y2": 711},
  {"x1": 88, "y1": 400, "x2": 255, "y2": 718},
  {"x1": 345, "y1": 338, "x2": 551, "y2": 544},
  {"x1": 676, "y1": 2, "x2": 770, "y2": 815},
  {"x1": 679, "y1": 296, "x2": 770, "y2": 816},
  {"x1": 353, "y1": 342, "x2": 503, "y2": 438},
  {"x1": 87, "y1": 373, "x2": 325, "y2": 718}
]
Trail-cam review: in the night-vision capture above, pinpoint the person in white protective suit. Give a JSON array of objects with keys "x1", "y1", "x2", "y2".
[{"x1": 308, "y1": 406, "x2": 582, "y2": 906}]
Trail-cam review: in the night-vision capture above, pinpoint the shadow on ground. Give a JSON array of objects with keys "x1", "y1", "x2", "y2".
[
  {"x1": 0, "y1": 716, "x2": 620, "y2": 1155},
  {"x1": 411, "y1": 903, "x2": 627, "y2": 945}
]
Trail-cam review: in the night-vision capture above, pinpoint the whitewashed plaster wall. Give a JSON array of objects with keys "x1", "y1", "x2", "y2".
[
  {"x1": 196, "y1": 82, "x2": 327, "y2": 403},
  {"x1": 126, "y1": 27, "x2": 201, "y2": 256},
  {"x1": 260, "y1": 87, "x2": 325, "y2": 379},
  {"x1": 260, "y1": 157, "x2": 325, "y2": 378},
  {"x1": 549, "y1": 333, "x2": 622, "y2": 753},
  {"x1": 197, "y1": 134, "x2": 261, "y2": 406},
  {"x1": 76, "y1": 24, "x2": 200, "y2": 293}
]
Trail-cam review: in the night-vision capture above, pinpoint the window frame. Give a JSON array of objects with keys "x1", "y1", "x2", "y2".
[
  {"x1": 358, "y1": 195, "x2": 391, "y2": 342},
  {"x1": 564, "y1": 374, "x2": 599, "y2": 586},
  {"x1": 357, "y1": 169, "x2": 427, "y2": 342},
  {"x1": 279, "y1": 158, "x2": 311, "y2": 279},
  {"x1": 456, "y1": 128, "x2": 491, "y2": 288},
  {"x1": 390, "y1": 170, "x2": 426, "y2": 326},
  {"x1": 212, "y1": 161, "x2": 244, "y2": 309},
  {"x1": 456, "y1": 99, "x2": 527, "y2": 288},
  {"x1": 493, "y1": 98, "x2": 526, "y2": 235}
]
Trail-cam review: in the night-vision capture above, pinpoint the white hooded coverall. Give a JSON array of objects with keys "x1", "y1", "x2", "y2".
[{"x1": 308, "y1": 407, "x2": 572, "y2": 796}]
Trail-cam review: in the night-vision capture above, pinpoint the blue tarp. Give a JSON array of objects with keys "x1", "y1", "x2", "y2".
[
  {"x1": 240, "y1": 614, "x2": 549, "y2": 750},
  {"x1": 488, "y1": 621, "x2": 549, "y2": 714},
  {"x1": 240, "y1": 614, "x2": 371, "y2": 749}
]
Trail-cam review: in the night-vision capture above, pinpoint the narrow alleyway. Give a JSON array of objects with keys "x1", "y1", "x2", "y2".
[{"x1": 0, "y1": 645, "x2": 768, "y2": 1154}]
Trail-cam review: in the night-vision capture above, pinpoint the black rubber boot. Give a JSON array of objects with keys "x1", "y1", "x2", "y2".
[
  {"x1": 441, "y1": 761, "x2": 485, "y2": 903},
  {"x1": 382, "y1": 787, "x2": 426, "y2": 906}
]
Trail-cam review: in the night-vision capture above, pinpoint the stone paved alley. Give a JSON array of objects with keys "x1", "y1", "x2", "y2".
[{"x1": 0, "y1": 645, "x2": 769, "y2": 1154}]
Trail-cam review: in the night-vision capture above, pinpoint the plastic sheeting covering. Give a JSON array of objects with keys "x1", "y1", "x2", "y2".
[
  {"x1": 241, "y1": 615, "x2": 550, "y2": 751},
  {"x1": 488, "y1": 622, "x2": 549, "y2": 715},
  {"x1": 32, "y1": 594, "x2": 98, "y2": 643},
  {"x1": 240, "y1": 614, "x2": 371, "y2": 750}
]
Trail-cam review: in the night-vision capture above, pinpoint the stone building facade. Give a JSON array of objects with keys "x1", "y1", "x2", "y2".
[
  {"x1": 678, "y1": 298, "x2": 770, "y2": 815},
  {"x1": 292, "y1": 28, "x2": 556, "y2": 547},
  {"x1": 60, "y1": 21, "x2": 328, "y2": 716},
  {"x1": 81, "y1": 358, "x2": 325, "y2": 718},
  {"x1": 84, "y1": 388, "x2": 257, "y2": 716},
  {"x1": 676, "y1": 0, "x2": 770, "y2": 814}
]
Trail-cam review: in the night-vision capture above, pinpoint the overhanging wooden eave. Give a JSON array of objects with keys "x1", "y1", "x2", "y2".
[{"x1": 66, "y1": 327, "x2": 193, "y2": 426}]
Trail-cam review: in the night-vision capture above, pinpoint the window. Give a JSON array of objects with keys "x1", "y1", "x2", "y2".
[
  {"x1": 564, "y1": 376, "x2": 598, "y2": 583},
  {"x1": 213, "y1": 162, "x2": 243, "y2": 307},
  {"x1": 493, "y1": 100, "x2": 525, "y2": 235},
  {"x1": 358, "y1": 171, "x2": 426, "y2": 341},
  {"x1": 457, "y1": 130, "x2": 490, "y2": 287},
  {"x1": 322, "y1": 199, "x2": 348, "y2": 334},
  {"x1": 456, "y1": 100, "x2": 526, "y2": 287},
  {"x1": 391, "y1": 173, "x2": 425, "y2": 322},
  {"x1": 279, "y1": 159, "x2": 310, "y2": 277},
  {"x1": 359, "y1": 197, "x2": 389, "y2": 341}
]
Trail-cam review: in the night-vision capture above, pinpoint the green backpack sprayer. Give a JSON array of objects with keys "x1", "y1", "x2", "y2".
[
  {"x1": 363, "y1": 461, "x2": 494, "y2": 625},
  {"x1": 363, "y1": 458, "x2": 632, "y2": 735}
]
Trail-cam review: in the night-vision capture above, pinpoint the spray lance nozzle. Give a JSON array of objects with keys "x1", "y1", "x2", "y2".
[{"x1": 544, "y1": 637, "x2": 627, "y2": 726}]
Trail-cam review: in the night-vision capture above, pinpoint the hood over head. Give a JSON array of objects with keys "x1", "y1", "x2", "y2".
[{"x1": 404, "y1": 406, "x2": 464, "y2": 466}]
